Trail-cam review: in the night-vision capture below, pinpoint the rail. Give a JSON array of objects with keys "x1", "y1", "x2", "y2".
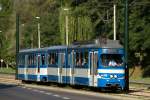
[{"x1": 129, "y1": 80, "x2": 150, "y2": 89}]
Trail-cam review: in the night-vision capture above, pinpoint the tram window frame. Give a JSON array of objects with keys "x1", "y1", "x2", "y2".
[
  {"x1": 34, "y1": 55, "x2": 36, "y2": 65},
  {"x1": 41, "y1": 54, "x2": 45, "y2": 65},
  {"x1": 28, "y1": 55, "x2": 30, "y2": 65},
  {"x1": 20, "y1": 55, "x2": 25, "y2": 65},
  {"x1": 27, "y1": 54, "x2": 35, "y2": 66},
  {"x1": 100, "y1": 54, "x2": 123, "y2": 67},
  {"x1": 30, "y1": 55, "x2": 32, "y2": 65},
  {"x1": 60, "y1": 53, "x2": 65, "y2": 67},
  {"x1": 22, "y1": 55, "x2": 25, "y2": 65},
  {"x1": 75, "y1": 51, "x2": 88, "y2": 68},
  {"x1": 38, "y1": 55, "x2": 40, "y2": 66},
  {"x1": 31, "y1": 55, "x2": 33, "y2": 65},
  {"x1": 94, "y1": 52, "x2": 98, "y2": 74},
  {"x1": 48, "y1": 52, "x2": 58, "y2": 66},
  {"x1": 68, "y1": 52, "x2": 71, "y2": 66},
  {"x1": 18, "y1": 55, "x2": 21, "y2": 65},
  {"x1": 33, "y1": 55, "x2": 35, "y2": 65}
]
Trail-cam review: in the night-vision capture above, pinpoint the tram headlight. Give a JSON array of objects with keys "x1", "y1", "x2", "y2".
[
  {"x1": 99, "y1": 75, "x2": 104, "y2": 79},
  {"x1": 99, "y1": 75, "x2": 102, "y2": 78},
  {"x1": 110, "y1": 75, "x2": 113, "y2": 78},
  {"x1": 114, "y1": 75, "x2": 117, "y2": 78}
]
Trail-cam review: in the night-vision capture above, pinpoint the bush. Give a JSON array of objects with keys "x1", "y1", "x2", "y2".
[{"x1": 142, "y1": 65, "x2": 150, "y2": 77}]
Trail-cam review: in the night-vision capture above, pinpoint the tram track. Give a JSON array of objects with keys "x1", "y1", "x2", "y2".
[
  {"x1": 130, "y1": 81, "x2": 150, "y2": 89},
  {"x1": 0, "y1": 74, "x2": 150, "y2": 89},
  {"x1": 0, "y1": 74, "x2": 150, "y2": 100}
]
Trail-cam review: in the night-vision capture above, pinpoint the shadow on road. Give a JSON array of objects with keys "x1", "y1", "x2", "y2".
[{"x1": 0, "y1": 83, "x2": 17, "y2": 90}]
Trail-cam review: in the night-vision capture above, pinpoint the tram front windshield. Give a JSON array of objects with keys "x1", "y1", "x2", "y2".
[{"x1": 101, "y1": 54, "x2": 123, "y2": 67}]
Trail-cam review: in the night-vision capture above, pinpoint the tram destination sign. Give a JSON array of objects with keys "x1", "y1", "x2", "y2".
[{"x1": 102, "y1": 49, "x2": 119, "y2": 54}]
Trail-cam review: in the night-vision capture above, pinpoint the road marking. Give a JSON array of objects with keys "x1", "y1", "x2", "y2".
[
  {"x1": 19, "y1": 86, "x2": 71, "y2": 100},
  {"x1": 33, "y1": 89, "x2": 39, "y2": 92},
  {"x1": 38, "y1": 90, "x2": 45, "y2": 93},
  {"x1": 45, "y1": 92, "x2": 52, "y2": 95},
  {"x1": 27, "y1": 88, "x2": 31, "y2": 90},
  {"x1": 22, "y1": 87, "x2": 26, "y2": 89},
  {"x1": 53, "y1": 94, "x2": 60, "y2": 97},
  {"x1": 62, "y1": 97, "x2": 70, "y2": 100}
]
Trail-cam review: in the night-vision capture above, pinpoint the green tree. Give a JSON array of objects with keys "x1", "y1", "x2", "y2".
[{"x1": 0, "y1": 0, "x2": 14, "y2": 67}]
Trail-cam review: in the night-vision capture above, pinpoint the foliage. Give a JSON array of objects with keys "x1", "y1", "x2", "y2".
[
  {"x1": 128, "y1": 0, "x2": 150, "y2": 68},
  {"x1": 0, "y1": 0, "x2": 14, "y2": 66},
  {"x1": 59, "y1": 6, "x2": 93, "y2": 44},
  {"x1": 0, "y1": 0, "x2": 150, "y2": 77}
]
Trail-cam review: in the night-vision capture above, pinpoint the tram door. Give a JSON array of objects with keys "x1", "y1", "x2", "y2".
[
  {"x1": 89, "y1": 51, "x2": 98, "y2": 87},
  {"x1": 37, "y1": 54, "x2": 41, "y2": 81},
  {"x1": 70, "y1": 50, "x2": 75, "y2": 85},
  {"x1": 58, "y1": 53, "x2": 66, "y2": 83},
  {"x1": 24, "y1": 55, "x2": 28, "y2": 80}
]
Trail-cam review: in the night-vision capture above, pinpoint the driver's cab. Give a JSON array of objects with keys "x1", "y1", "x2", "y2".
[{"x1": 101, "y1": 54, "x2": 124, "y2": 67}]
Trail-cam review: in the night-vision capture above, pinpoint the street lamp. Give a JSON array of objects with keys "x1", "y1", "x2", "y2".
[
  {"x1": 0, "y1": 4, "x2": 3, "y2": 69},
  {"x1": 0, "y1": 31, "x2": 3, "y2": 69},
  {"x1": 35, "y1": 16, "x2": 41, "y2": 48},
  {"x1": 0, "y1": 4, "x2": 2, "y2": 11},
  {"x1": 63, "y1": 8, "x2": 69, "y2": 46},
  {"x1": 113, "y1": 3, "x2": 116, "y2": 40},
  {"x1": 0, "y1": 31, "x2": 2, "y2": 69},
  {"x1": 0, "y1": 59, "x2": 3, "y2": 69}
]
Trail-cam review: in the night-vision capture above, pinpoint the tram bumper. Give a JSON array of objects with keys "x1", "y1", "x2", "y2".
[{"x1": 98, "y1": 79, "x2": 125, "y2": 90}]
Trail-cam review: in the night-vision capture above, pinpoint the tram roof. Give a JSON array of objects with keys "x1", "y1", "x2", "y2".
[
  {"x1": 19, "y1": 45, "x2": 67, "y2": 53},
  {"x1": 19, "y1": 40, "x2": 123, "y2": 53},
  {"x1": 69, "y1": 40, "x2": 123, "y2": 49}
]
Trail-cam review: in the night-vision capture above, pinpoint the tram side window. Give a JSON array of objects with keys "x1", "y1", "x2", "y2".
[
  {"x1": 41, "y1": 54, "x2": 45, "y2": 65},
  {"x1": 84, "y1": 52, "x2": 88, "y2": 67},
  {"x1": 27, "y1": 55, "x2": 29, "y2": 65},
  {"x1": 68, "y1": 53, "x2": 71, "y2": 66},
  {"x1": 94, "y1": 53, "x2": 98, "y2": 74},
  {"x1": 32, "y1": 55, "x2": 36, "y2": 66},
  {"x1": 75, "y1": 51, "x2": 88, "y2": 68},
  {"x1": 31, "y1": 55, "x2": 33, "y2": 65},
  {"x1": 20, "y1": 55, "x2": 25, "y2": 65},
  {"x1": 27, "y1": 55, "x2": 35, "y2": 66},
  {"x1": 34, "y1": 55, "x2": 36, "y2": 65},
  {"x1": 18, "y1": 55, "x2": 20, "y2": 65},
  {"x1": 48, "y1": 52, "x2": 58, "y2": 65},
  {"x1": 38, "y1": 55, "x2": 40, "y2": 66},
  {"x1": 28, "y1": 55, "x2": 30, "y2": 66},
  {"x1": 22, "y1": 55, "x2": 25, "y2": 65},
  {"x1": 27, "y1": 55, "x2": 30, "y2": 66},
  {"x1": 60, "y1": 53, "x2": 65, "y2": 66}
]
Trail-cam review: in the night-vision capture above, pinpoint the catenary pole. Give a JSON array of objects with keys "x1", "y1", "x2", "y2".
[
  {"x1": 124, "y1": 0, "x2": 129, "y2": 91},
  {"x1": 16, "y1": 13, "x2": 19, "y2": 79}
]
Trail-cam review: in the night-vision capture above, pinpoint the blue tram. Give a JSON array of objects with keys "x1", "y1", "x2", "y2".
[{"x1": 17, "y1": 39, "x2": 125, "y2": 90}]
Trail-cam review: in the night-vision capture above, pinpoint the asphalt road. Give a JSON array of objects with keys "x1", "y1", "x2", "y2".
[{"x1": 0, "y1": 83, "x2": 116, "y2": 100}]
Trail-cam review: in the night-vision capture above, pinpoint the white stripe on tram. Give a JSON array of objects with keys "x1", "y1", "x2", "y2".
[{"x1": 98, "y1": 69, "x2": 125, "y2": 74}]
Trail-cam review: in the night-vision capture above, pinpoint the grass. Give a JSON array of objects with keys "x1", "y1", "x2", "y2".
[
  {"x1": 129, "y1": 67, "x2": 150, "y2": 83},
  {"x1": 0, "y1": 67, "x2": 15, "y2": 74}
]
